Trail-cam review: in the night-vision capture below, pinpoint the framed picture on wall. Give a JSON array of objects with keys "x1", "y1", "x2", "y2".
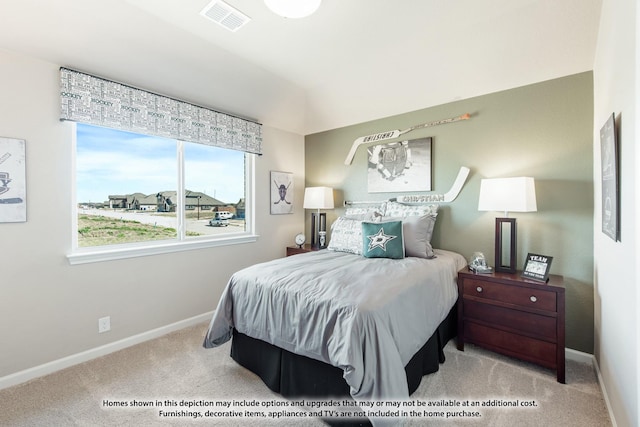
[
  {"x1": 600, "y1": 113, "x2": 619, "y2": 241},
  {"x1": 367, "y1": 137, "x2": 432, "y2": 193},
  {"x1": 0, "y1": 137, "x2": 27, "y2": 223},
  {"x1": 270, "y1": 171, "x2": 294, "y2": 214}
]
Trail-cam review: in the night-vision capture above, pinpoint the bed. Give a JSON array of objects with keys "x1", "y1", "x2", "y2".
[{"x1": 203, "y1": 202, "x2": 467, "y2": 427}]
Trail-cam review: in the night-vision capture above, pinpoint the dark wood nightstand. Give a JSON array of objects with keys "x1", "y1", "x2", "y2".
[
  {"x1": 286, "y1": 244, "x2": 320, "y2": 256},
  {"x1": 457, "y1": 269, "x2": 566, "y2": 383}
]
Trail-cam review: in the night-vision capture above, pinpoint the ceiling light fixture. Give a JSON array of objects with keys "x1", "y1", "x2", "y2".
[{"x1": 264, "y1": 0, "x2": 322, "y2": 18}]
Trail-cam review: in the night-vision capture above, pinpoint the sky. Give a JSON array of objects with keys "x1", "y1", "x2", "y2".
[{"x1": 76, "y1": 123, "x2": 245, "y2": 204}]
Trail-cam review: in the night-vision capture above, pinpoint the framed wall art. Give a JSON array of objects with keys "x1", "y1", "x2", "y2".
[
  {"x1": 367, "y1": 137, "x2": 432, "y2": 193},
  {"x1": 600, "y1": 113, "x2": 619, "y2": 241},
  {"x1": 0, "y1": 137, "x2": 26, "y2": 223},
  {"x1": 270, "y1": 171, "x2": 293, "y2": 214}
]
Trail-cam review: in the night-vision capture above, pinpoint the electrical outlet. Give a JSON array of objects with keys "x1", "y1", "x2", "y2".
[{"x1": 98, "y1": 316, "x2": 111, "y2": 333}]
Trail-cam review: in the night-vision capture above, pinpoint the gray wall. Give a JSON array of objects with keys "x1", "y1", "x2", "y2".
[
  {"x1": 0, "y1": 49, "x2": 306, "y2": 380},
  {"x1": 306, "y1": 72, "x2": 594, "y2": 353}
]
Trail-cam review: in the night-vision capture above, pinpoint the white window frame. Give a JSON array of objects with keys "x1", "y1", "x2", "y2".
[{"x1": 67, "y1": 123, "x2": 258, "y2": 265}]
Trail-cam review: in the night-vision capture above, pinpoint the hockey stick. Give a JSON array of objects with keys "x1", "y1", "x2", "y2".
[
  {"x1": 344, "y1": 166, "x2": 471, "y2": 205},
  {"x1": 344, "y1": 113, "x2": 471, "y2": 165},
  {"x1": 0, "y1": 152, "x2": 10, "y2": 165},
  {"x1": 0, "y1": 197, "x2": 23, "y2": 204},
  {"x1": 395, "y1": 166, "x2": 470, "y2": 203}
]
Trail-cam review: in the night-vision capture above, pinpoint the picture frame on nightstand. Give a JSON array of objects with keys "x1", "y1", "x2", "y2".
[{"x1": 522, "y1": 253, "x2": 553, "y2": 282}]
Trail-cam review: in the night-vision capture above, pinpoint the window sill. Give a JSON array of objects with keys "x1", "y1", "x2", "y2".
[{"x1": 67, "y1": 234, "x2": 259, "y2": 265}]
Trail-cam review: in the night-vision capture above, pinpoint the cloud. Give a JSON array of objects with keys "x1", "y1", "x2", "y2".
[{"x1": 76, "y1": 125, "x2": 245, "y2": 204}]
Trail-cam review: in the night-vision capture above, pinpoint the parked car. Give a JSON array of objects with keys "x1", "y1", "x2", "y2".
[
  {"x1": 214, "y1": 211, "x2": 234, "y2": 219},
  {"x1": 209, "y1": 211, "x2": 230, "y2": 227}
]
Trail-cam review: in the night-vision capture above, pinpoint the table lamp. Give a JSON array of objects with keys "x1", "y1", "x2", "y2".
[
  {"x1": 478, "y1": 177, "x2": 537, "y2": 273},
  {"x1": 303, "y1": 187, "x2": 334, "y2": 248}
]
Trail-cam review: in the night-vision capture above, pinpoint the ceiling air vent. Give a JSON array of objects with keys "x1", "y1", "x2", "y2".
[{"x1": 200, "y1": 0, "x2": 251, "y2": 32}]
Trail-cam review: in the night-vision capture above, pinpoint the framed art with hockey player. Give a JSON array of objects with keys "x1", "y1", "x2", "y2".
[
  {"x1": 367, "y1": 137, "x2": 432, "y2": 193},
  {"x1": 270, "y1": 170, "x2": 294, "y2": 215},
  {"x1": 0, "y1": 137, "x2": 26, "y2": 223}
]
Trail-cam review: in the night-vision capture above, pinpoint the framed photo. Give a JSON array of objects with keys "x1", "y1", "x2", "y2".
[
  {"x1": 522, "y1": 253, "x2": 553, "y2": 282},
  {"x1": 0, "y1": 137, "x2": 26, "y2": 223},
  {"x1": 367, "y1": 137, "x2": 432, "y2": 193},
  {"x1": 600, "y1": 113, "x2": 619, "y2": 241},
  {"x1": 270, "y1": 171, "x2": 293, "y2": 214}
]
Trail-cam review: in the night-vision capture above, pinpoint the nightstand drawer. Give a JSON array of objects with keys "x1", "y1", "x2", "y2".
[
  {"x1": 464, "y1": 322, "x2": 557, "y2": 368},
  {"x1": 463, "y1": 278, "x2": 556, "y2": 312},
  {"x1": 464, "y1": 299, "x2": 557, "y2": 341}
]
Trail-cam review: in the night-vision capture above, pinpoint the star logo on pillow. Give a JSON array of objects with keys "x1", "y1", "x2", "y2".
[{"x1": 367, "y1": 227, "x2": 397, "y2": 252}]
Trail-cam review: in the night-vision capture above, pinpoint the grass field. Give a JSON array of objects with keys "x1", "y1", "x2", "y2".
[{"x1": 77, "y1": 215, "x2": 200, "y2": 247}]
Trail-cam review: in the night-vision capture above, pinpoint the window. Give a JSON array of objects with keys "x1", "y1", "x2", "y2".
[
  {"x1": 71, "y1": 123, "x2": 255, "y2": 264},
  {"x1": 60, "y1": 68, "x2": 261, "y2": 264}
]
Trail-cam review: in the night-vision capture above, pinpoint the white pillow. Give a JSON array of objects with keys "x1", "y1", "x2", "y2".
[
  {"x1": 345, "y1": 204, "x2": 386, "y2": 219},
  {"x1": 327, "y1": 216, "x2": 364, "y2": 255},
  {"x1": 383, "y1": 201, "x2": 439, "y2": 217}
]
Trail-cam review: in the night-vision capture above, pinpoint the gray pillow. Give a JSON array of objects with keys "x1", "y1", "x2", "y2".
[{"x1": 382, "y1": 214, "x2": 436, "y2": 258}]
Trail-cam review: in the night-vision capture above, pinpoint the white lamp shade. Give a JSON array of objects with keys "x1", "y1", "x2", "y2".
[
  {"x1": 303, "y1": 187, "x2": 334, "y2": 209},
  {"x1": 478, "y1": 177, "x2": 537, "y2": 214},
  {"x1": 264, "y1": 0, "x2": 321, "y2": 18}
]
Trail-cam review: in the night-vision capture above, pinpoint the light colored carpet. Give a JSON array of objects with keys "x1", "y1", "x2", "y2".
[{"x1": 0, "y1": 323, "x2": 611, "y2": 426}]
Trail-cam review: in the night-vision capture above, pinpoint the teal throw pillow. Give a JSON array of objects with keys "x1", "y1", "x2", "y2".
[{"x1": 361, "y1": 221, "x2": 405, "y2": 259}]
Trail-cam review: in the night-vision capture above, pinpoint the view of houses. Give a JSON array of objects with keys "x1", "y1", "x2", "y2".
[{"x1": 80, "y1": 190, "x2": 245, "y2": 218}]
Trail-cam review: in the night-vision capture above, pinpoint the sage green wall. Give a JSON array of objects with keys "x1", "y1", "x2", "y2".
[{"x1": 305, "y1": 72, "x2": 594, "y2": 353}]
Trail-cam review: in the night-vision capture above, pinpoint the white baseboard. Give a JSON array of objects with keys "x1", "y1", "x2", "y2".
[
  {"x1": 0, "y1": 327, "x2": 620, "y2": 427},
  {"x1": 565, "y1": 348, "x2": 617, "y2": 427},
  {"x1": 591, "y1": 354, "x2": 619, "y2": 427},
  {"x1": 565, "y1": 347, "x2": 595, "y2": 364},
  {"x1": 0, "y1": 311, "x2": 214, "y2": 391}
]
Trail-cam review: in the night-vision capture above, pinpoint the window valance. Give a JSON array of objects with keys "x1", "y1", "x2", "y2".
[{"x1": 59, "y1": 68, "x2": 262, "y2": 155}]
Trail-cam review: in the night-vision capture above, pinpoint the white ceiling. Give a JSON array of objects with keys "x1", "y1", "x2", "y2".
[{"x1": 0, "y1": 0, "x2": 602, "y2": 135}]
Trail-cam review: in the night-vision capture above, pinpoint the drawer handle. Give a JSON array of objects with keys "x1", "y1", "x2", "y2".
[
  {"x1": 530, "y1": 295, "x2": 538, "y2": 303},
  {"x1": 476, "y1": 286, "x2": 483, "y2": 293}
]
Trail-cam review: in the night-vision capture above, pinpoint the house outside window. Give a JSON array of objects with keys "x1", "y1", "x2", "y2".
[{"x1": 72, "y1": 123, "x2": 255, "y2": 264}]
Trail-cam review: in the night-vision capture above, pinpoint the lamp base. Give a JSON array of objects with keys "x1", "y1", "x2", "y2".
[
  {"x1": 494, "y1": 217, "x2": 516, "y2": 273},
  {"x1": 310, "y1": 212, "x2": 327, "y2": 249}
]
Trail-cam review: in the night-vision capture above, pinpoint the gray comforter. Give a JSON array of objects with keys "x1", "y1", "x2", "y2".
[{"x1": 203, "y1": 249, "x2": 466, "y2": 424}]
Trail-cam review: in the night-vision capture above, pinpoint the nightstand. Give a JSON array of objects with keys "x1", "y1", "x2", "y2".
[
  {"x1": 457, "y1": 269, "x2": 566, "y2": 383},
  {"x1": 286, "y1": 244, "x2": 320, "y2": 256}
]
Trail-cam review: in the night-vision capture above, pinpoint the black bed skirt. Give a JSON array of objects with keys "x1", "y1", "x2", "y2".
[{"x1": 229, "y1": 305, "x2": 457, "y2": 426}]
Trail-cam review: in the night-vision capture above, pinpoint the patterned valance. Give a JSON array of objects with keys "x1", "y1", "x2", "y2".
[{"x1": 59, "y1": 68, "x2": 262, "y2": 155}]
